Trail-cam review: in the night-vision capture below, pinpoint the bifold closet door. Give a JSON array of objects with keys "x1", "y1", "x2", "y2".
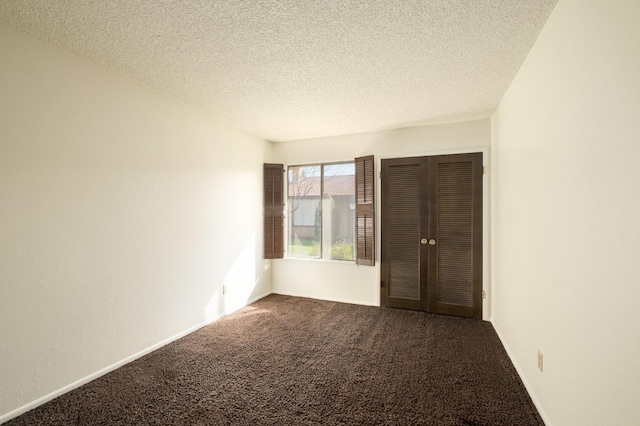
[
  {"x1": 380, "y1": 157, "x2": 428, "y2": 310},
  {"x1": 426, "y1": 153, "x2": 483, "y2": 318},
  {"x1": 381, "y1": 153, "x2": 483, "y2": 319}
]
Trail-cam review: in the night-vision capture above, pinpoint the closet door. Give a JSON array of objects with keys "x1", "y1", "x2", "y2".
[
  {"x1": 381, "y1": 153, "x2": 483, "y2": 319},
  {"x1": 380, "y1": 157, "x2": 428, "y2": 310},
  {"x1": 426, "y1": 153, "x2": 483, "y2": 318}
]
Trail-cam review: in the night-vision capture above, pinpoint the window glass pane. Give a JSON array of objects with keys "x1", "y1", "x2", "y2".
[
  {"x1": 322, "y1": 163, "x2": 355, "y2": 261},
  {"x1": 288, "y1": 165, "x2": 321, "y2": 258}
]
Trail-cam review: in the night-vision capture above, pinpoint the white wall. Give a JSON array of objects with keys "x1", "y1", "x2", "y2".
[
  {"x1": 272, "y1": 120, "x2": 491, "y2": 307},
  {"x1": 0, "y1": 25, "x2": 272, "y2": 421},
  {"x1": 491, "y1": 0, "x2": 640, "y2": 424}
]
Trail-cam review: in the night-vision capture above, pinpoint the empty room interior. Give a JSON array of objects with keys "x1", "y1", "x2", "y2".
[{"x1": 1, "y1": 0, "x2": 639, "y2": 425}]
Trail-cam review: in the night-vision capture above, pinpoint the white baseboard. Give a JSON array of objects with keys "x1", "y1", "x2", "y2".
[
  {"x1": 272, "y1": 290, "x2": 378, "y2": 307},
  {"x1": 0, "y1": 290, "x2": 272, "y2": 425},
  {"x1": 491, "y1": 322, "x2": 552, "y2": 426},
  {"x1": 244, "y1": 290, "x2": 272, "y2": 307}
]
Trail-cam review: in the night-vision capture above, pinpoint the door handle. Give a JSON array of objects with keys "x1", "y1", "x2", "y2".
[
  {"x1": 420, "y1": 238, "x2": 428, "y2": 245},
  {"x1": 428, "y1": 239, "x2": 436, "y2": 246}
]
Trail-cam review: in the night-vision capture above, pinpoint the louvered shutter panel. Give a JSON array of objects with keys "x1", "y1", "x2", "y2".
[
  {"x1": 355, "y1": 155, "x2": 375, "y2": 266},
  {"x1": 264, "y1": 164, "x2": 284, "y2": 259}
]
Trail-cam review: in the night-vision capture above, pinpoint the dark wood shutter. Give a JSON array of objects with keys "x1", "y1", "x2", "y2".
[
  {"x1": 355, "y1": 155, "x2": 375, "y2": 266},
  {"x1": 264, "y1": 163, "x2": 284, "y2": 259}
]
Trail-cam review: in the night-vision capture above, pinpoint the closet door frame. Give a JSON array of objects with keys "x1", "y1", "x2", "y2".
[{"x1": 377, "y1": 148, "x2": 489, "y2": 320}]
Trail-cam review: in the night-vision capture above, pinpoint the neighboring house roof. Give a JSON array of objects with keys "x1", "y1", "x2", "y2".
[{"x1": 289, "y1": 175, "x2": 354, "y2": 197}]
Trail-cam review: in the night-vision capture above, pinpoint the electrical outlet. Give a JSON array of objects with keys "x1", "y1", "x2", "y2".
[
  {"x1": 222, "y1": 285, "x2": 227, "y2": 296},
  {"x1": 537, "y1": 350, "x2": 544, "y2": 372}
]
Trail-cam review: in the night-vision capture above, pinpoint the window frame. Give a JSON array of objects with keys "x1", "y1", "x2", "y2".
[{"x1": 286, "y1": 160, "x2": 356, "y2": 262}]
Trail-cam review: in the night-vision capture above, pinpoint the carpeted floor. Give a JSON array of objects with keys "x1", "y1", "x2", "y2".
[{"x1": 6, "y1": 295, "x2": 543, "y2": 425}]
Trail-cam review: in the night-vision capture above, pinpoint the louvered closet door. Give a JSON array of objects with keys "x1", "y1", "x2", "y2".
[
  {"x1": 427, "y1": 153, "x2": 483, "y2": 318},
  {"x1": 381, "y1": 153, "x2": 483, "y2": 319},
  {"x1": 380, "y1": 157, "x2": 428, "y2": 310}
]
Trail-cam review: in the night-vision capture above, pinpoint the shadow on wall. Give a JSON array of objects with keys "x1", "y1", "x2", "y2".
[{"x1": 205, "y1": 233, "x2": 271, "y2": 319}]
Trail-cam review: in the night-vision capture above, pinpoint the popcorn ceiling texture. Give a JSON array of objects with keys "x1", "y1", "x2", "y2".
[{"x1": 0, "y1": 1, "x2": 558, "y2": 141}]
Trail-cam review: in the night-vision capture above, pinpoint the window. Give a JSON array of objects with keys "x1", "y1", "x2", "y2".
[
  {"x1": 263, "y1": 156, "x2": 374, "y2": 266},
  {"x1": 287, "y1": 162, "x2": 355, "y2": 261}
]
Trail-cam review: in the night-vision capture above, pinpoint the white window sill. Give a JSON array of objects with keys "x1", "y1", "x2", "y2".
[{"x1": 282, "y1": 256, "x2": 357, "y2": 265}]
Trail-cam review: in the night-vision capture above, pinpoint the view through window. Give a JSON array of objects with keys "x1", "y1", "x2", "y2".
[{"x1": 287, "y1": 163, "x2": 355, "y2": 260}]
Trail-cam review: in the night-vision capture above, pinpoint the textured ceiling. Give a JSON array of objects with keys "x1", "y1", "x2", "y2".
[{"x1": 0, "y1": 1, "x2": 558, "y2": 142}]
